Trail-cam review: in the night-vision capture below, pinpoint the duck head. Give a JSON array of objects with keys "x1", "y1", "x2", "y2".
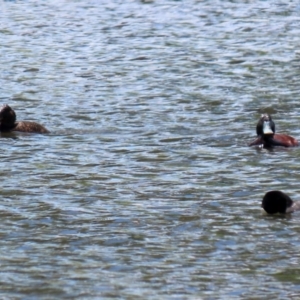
[
  {"x1": 0, "y1": 104, "x2": 16, "y2": 129},
  {"x1": 262, "y1": 190, "x2": 293, "y2": 214},
  {"x1": 256, "y1": 114, "x2": 275, "y2": 136}
]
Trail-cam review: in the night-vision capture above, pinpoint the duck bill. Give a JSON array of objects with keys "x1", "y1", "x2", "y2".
[{"x1": 263, "y1": 121, "x2": 273, "y2": 135}]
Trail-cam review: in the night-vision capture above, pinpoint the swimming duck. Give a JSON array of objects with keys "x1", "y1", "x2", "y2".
[
  {"x1": 0, "y1": 104, "x2": 49, "y2": 134},
  {"x1": 249, "y1": 114, "x2": 298, "y2": 147}
]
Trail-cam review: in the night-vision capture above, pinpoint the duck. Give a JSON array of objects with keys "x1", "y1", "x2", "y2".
[
  {"x1": 0, "y1": 104, "x2": 49, "y2": 134},
  {"x1": 262, "y1": 190, "x2": 300, "y2": 214},
  {"x1": 249, "y1": 114, "x2": 298, "y2": 147}
]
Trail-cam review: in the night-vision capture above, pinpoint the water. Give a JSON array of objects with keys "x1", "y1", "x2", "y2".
[{"x1": 1, "y1": 0, "x2": 300, "y2": 298}]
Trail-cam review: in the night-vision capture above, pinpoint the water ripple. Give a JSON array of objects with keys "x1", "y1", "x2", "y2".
[{"x1": 1, "y1": 0, "x2": 300, "y2": 299}]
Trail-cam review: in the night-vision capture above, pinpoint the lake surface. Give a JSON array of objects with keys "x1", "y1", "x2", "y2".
[{"x1": 1, "y1": 0, "x2": 300, "y2": 298}]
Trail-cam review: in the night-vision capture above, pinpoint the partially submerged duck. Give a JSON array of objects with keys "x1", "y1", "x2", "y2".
[
  {"x1": 249, "y1": 114, "x2": 298, "y2": 148},
  {"x1": 0, "y1": 104, "x2": 49, "y2": 134},
  {"x1": 262, "y1": 191, "x2": 300, "y2": 214}
]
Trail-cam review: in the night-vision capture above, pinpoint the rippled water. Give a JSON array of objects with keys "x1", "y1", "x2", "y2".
[{"x1": 1, "y1": 0, "x2": 300, "y2": 298}]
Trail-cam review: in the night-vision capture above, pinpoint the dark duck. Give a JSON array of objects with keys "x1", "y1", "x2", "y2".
[
  {"x1": 262, "y1": 191, "x2": 300, "y2": 214},
  {"x1": 249, "y1": 114, "x2": 298, "y2": 148},
  {"x1": 0, "y1": 104, "x2": 49, "y2": 134}
]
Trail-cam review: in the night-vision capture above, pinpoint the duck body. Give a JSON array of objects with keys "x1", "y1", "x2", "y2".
[
  {"x1": 13, "y1": 121, "x2": 49, "y2": 134},
  {"x1": 249, "y1": 133, "x2": 298, "y2": 148},
  {"x1": 249, "y1": 114, "x2": 298, "y2": 148},
  {"x1": 0, "y1": 104, "x2": 49, "y2": 134}
]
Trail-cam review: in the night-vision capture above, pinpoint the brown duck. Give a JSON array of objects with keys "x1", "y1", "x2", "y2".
[{"x1": 0, "y1": 104, "x2": 49, "y2": 133}]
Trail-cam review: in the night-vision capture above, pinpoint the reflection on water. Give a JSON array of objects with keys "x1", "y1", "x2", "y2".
[{"x1": 1, "y1": 0, "x2": 300, "y2": 298}]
